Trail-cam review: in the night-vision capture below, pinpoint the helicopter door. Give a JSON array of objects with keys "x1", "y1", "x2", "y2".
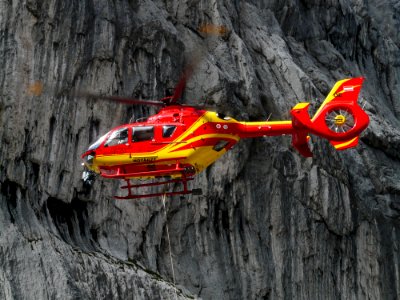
[{"x1": 130, "y1": 126, "x2": 160, "y2": 153}]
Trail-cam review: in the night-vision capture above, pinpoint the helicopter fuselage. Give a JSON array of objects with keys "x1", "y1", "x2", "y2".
[{"x1": 82, "y1": 105, "x2": 293, "y2": 180}]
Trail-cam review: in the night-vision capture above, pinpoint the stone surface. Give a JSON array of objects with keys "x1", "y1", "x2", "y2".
[{"x1": 1, "y1": 0, "x2": 400, "y2": 299}]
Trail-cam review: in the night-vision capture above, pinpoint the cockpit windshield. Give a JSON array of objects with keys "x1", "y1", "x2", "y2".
[
  {"x1": 88, "y1": 132, "x2": 109, "y2": 151},
  {"x1": 105, "y1": 128, "x2": 129, "y2": 147}
]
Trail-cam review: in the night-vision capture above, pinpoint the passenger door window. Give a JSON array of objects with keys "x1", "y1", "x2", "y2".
[{"x1": 132, "y1": 126, "x2": 154, "y2": 142}]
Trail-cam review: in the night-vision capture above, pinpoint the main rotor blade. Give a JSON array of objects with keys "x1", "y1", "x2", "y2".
[
  {"x1": 170, "y1": 48, "x2": 206, "y2": 104},
  {"x1": 74, "y1": 92, "x2": 165, "y2": 107},
  {"x1": 170, "y1": 24, "x2": 228, "y2": 105},
  {"x1": 27, "y1": 82, "x2": 165, "y2": 107},
  {"x1": 27, "y1": 81, "x2": 44, "y2": 96},
  {"x1": 198, "y1": 24, "x2": 229, "y2": 37},
  {"x1": 180, "y1": 103, "x2": 218, "y2": 111},
  {"x1": 170, "y1": 61, "x2": 195, "y2": 104}
]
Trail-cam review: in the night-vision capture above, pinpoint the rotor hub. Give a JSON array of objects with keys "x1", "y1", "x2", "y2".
[{"x1": 334, "y1": 114, "x2": 346, "y2": 126}]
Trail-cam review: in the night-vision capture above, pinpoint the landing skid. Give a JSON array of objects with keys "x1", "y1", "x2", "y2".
[{"x1": 115, "y1": 177, "x2": 202, "y2": 200}]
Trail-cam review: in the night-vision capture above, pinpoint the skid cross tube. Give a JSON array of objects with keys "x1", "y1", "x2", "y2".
[
  {"x1": 115, "y1": 177, "x2": 195, "y2": 200},
  {"x1": 120, "y1": 178, "x2": 193, "y2": 189},
  {"x1": 102, "y1": 167, "x2": 186, "y2": 179}
]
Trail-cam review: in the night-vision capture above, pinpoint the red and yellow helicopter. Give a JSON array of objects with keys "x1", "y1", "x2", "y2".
[{"x1": 80, "y1": 75, "x2": 369, "y2": 199}]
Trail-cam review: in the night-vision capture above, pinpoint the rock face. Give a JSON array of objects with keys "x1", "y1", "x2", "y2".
[{"x1": 1, "y1": 0, "x2": 400, "y2": 299}]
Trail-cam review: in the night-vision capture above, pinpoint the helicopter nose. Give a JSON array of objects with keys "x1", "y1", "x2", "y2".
[{"x1": 82, "y1": 151, "x2": 96, "y2": 168}]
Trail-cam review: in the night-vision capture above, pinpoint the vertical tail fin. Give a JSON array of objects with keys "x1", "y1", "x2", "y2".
[{"x1": 312, "y1": 77, "x2": 364, "y2": 122}]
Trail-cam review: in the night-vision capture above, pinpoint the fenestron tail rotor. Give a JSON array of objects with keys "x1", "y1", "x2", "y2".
[{"x1": 325, "y1": 109, "x2": 355, "y2": 133}]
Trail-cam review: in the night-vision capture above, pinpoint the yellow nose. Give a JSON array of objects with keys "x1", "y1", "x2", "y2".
[{"x1": 334, "y1": 115, "x2": 346, "y2": 126}]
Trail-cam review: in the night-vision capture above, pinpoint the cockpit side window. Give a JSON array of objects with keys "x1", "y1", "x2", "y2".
[
  {"x1": 132, "y1": 126, "x2": 154, "y2": 142},
  {"x1": 162, "y1": 125, "x2": 176, "y2": 138},
  {"x1": 104, "y1": 128, "x2": 129, "y2": 147}
]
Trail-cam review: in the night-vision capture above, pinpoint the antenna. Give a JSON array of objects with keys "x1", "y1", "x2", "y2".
[{"x1": 361, "y1": 97, "x2": 367, "y2": 110}]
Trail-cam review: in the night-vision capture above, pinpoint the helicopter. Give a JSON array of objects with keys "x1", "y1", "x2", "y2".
[{"x1": 80, "y1": 75, "x2": 369, "y2": 200}]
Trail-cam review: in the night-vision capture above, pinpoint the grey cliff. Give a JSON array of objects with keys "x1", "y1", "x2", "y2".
[{"x1": 1, "y1": 0, "x2": 400, "y2": 299}]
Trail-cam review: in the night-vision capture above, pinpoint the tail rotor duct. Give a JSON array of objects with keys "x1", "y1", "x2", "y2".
[{"x1": 325, "y1": 109, "x2": 355, "y2": 133}]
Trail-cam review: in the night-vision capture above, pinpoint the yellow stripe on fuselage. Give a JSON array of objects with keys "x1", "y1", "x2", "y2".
[{"x1": 183, "y1": 146, "x2": 228, "y2": 173}]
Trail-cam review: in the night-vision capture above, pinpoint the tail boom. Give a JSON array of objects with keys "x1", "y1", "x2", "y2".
[
  {"x1": 233, "y1": 77, "x2": 368, "y2": 157},
  {"x1": 237, "y1": 121, "x2": 293, "y2": 138}
]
